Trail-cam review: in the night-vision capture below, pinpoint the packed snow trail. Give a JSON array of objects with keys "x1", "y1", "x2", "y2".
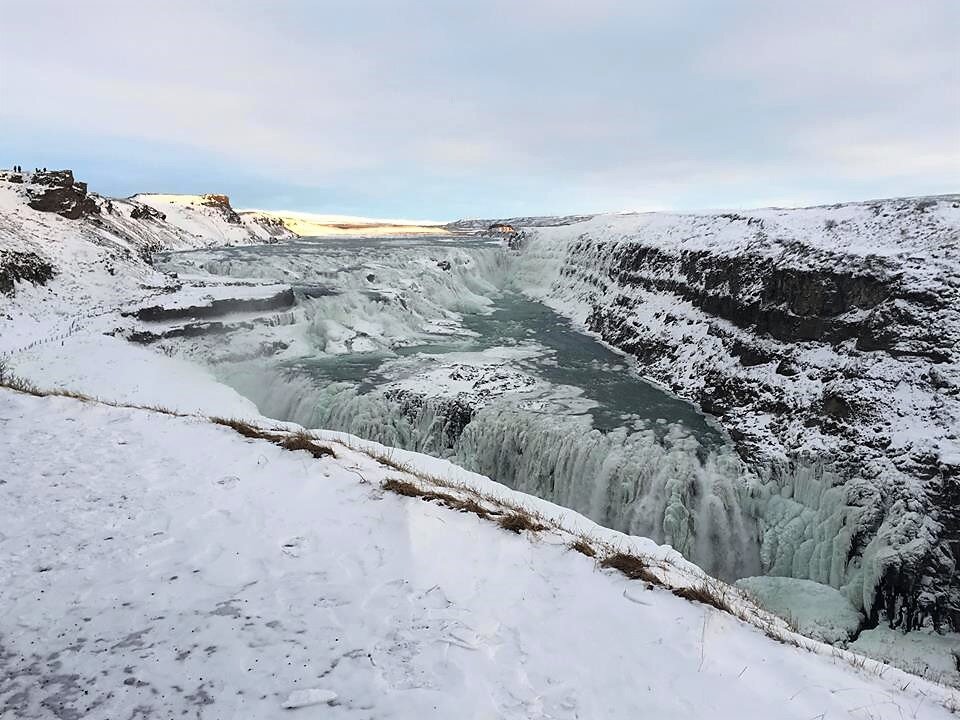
[{"x1": 0, "y1": 389, "x2": 954, "y2": 719}]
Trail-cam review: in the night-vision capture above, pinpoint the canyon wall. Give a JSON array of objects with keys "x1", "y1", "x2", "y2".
[{"x1": 512, "y1": 196, "x2": 960, "y2": 629}]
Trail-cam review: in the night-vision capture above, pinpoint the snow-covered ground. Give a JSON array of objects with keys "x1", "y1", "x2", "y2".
[
  {"x1": 2, "y1": 387, "x2": 957, "y2": 719},
  {"x1": 3, "y1": 171, "x2": 959, "y2": 715}
]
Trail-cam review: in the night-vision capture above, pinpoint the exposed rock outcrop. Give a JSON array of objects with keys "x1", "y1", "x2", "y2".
[
  {"x1": 0, "y1": 250, "x2": 56, "y2": 295},
  {"x1": 130, "y1": 203, "x2": 166, "y2": 222},
  {"x1": 200, "y1": 194, "x2": 242, "y2": 224},
  {"x1": 26, "y1": 169, "x2": 100, "y2": 219}
]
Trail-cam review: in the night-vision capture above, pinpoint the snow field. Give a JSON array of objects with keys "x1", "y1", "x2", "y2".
[{"x1": 1, "y1": 388, "x2": 957, "y2": 719}]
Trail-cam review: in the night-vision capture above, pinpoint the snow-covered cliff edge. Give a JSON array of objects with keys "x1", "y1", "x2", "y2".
[{"x1": 510, "y1": 196, "x2": 960, "y2": 632}]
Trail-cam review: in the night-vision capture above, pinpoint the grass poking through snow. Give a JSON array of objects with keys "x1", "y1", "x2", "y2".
[
  {"x1": 671, "y1": 581, "x2": 736, "y2": 614},
  {"x1": 498, "y1": 512, "x2": 547, "y2": 533},
  {"x1": 277, "y1": 429, "x2": 336, "y2": 458},
  {"x1": 570, "y1": 538, "x2": 597, "y2": 557},
  {"x1": 600, "y1": 552, "x2": 662, "y2": 585},
  {"x1": 209, "y1": 417, "x2": 335, "y2": 458},
  {"x1": 209, "y1": 416, "x2": 277, "y2": 441}
]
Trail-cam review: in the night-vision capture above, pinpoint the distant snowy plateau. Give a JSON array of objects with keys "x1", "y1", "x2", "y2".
[{"x1": 1, "y1": 168, "x2": 958, "y2": 718}]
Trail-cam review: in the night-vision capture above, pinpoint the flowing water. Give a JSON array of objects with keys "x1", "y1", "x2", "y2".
[{"x1": 156, "y1": 235, "x2": 761, "y2": 579}]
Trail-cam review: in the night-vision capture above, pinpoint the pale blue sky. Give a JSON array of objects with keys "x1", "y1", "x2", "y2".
[{"x1": 1, "y1": 0, "x2": 957, "y2": 219}]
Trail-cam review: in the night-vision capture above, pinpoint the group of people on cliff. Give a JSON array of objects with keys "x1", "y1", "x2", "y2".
[{"x1": 8, "y1": 165, "x2": 48, "y2": 174}]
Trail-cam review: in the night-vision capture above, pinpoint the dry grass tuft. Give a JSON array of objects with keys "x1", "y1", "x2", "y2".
[
  {"x1": 210, "y1": 416, "x2": 277, "y2": 440},
  {"x1": 49, "y1": 388, "x2": 93, "y2": 401},
  {"x1": 448, "y1": 496, "x2": 491, "y2": 519},
  {"x1": 498, "y1": 512, "x2": 547, "y2": 534},
  {"x1": 381, "y1": 479, "x2": 491, "y2": 519},
  {"x1": 132, "y1": 403, "x2": 183, "y2": 417},
  {"x1": 0, "y1": 373, "x2": 43, "y2": 396},
  {"x1": 382, "y1": 478, "x2": 425, "y2": 497},
  {"x1": 570, "y1": 539, "x2": 597, "y2": 557},
  {"x1": 600, "y1": 552, "x2": 661, "y2": 585},
  {"x1": 671, "y1": 582, "x2": 736, "y2": 614},
  {"x1": 210, "y1": 418, "x2": 335, "y2": 458},
  {"x1": 1, "y1": 373, "x2": 189, "y2": 419},
  {"x1": 365, "y1": 448, "x2": 411, "y2": 472},
  {"x1": 278, "y1": 429, "x2": 336, "y2": 458}
]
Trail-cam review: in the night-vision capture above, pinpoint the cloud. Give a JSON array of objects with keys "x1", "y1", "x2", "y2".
[{"x1": 0, "y1": 0, "x2": 956, "y2": 217}]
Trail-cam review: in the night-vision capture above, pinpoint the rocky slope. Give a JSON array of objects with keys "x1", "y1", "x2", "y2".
[
  {"x1": 510, "y1": 196, "x2": 960, "y2": 632},
  {"x1": 0, "y1": 169, "x2": 297, "y2": 359}
]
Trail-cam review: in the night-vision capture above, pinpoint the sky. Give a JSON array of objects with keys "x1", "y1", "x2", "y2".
[{"x1": 1, "y1": 0, "x2": 957, "y2": 220}]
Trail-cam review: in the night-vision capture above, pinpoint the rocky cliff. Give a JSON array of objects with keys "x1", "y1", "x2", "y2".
[{"x1": 512, "y1": 195, "x2": 960, "y2": 631}]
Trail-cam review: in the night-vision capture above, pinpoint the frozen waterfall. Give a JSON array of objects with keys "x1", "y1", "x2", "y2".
[{"x1": 220, "y1": 364, "x2": 761, "y2": 581}]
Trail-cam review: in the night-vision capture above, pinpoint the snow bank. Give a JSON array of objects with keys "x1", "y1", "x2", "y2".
[{"x1": 850, "y1": 627, "x2": 960, "y2": 688}]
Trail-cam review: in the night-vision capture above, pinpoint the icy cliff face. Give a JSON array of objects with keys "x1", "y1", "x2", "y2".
[{"x1": 511, "y1": 196, "x2": 960, "y2": 630}]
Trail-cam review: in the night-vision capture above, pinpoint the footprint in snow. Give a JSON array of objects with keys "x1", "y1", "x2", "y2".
[
  {"x1": 216, "y1": 475, "x2": 240, "y2": 489},
  {"x1": 281, "y1": 537, "x2": 308, "y2": 557},
  {"x1": 440, "y1": 627, "x2": 481, "y2": 650},
  {"x1": 282, "y1": 688, "x2": 337, "y2": 709}
]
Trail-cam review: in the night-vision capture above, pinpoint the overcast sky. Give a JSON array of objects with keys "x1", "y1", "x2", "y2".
[{"x1": 1, "y1": 0, "x2": 957, "y2": 219}]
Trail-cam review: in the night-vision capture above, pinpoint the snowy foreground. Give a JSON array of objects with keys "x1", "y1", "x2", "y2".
[
  {"x1": 2, "y1": 171, "x2": 959, "y2": 717},
  {"x1": 2, "y1": 388, "x2": 957, "y2": 719}
]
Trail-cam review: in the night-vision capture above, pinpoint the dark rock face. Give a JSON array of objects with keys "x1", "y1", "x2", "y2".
[
  {"x1": 383, "y1": 388, "x2": 476, "y2": 451},
  {"x1": 26, "y1": 170, "x2": 100, "y2": 220},
  {"x1": 592, "y1": 239, "x2": 895, "y2": 344},
  {"x1": 243, "y1": 213, "x2": 290, "y2": 238},
  {"x1": 856, "y1": 298, "x2": 953, "y2": 362},
  {"x1": 200, "y1": 194, "x2": 242, "y2": 224},
  {"x1": 127, "y1": 321, "x2": 244, "y2": 343},
  {"x1": 821, "y1": 391, "x2": 852, "y2": 420},
  {"x1": 0, "y1": 250, "x2": 56, "y2": 295},
  {"x1": 130, "y1": 203, "x2": 166, "y2": 222}
]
